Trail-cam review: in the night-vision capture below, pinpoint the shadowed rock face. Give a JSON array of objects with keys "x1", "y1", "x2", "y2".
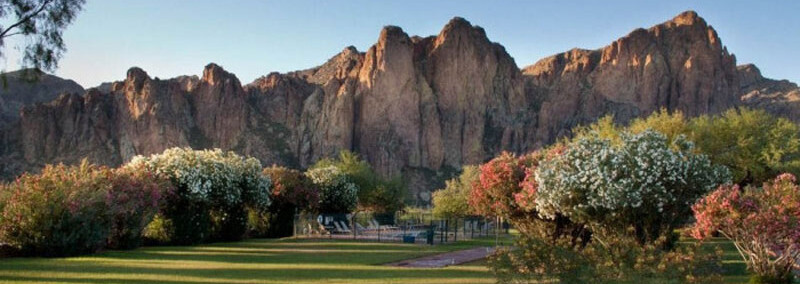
[
  {"x1": 0, "y1": 69, "x2": 84, "y2": 124},
  {"x1": 2, "y1": 11, "x2": 798, "y2": 204}
]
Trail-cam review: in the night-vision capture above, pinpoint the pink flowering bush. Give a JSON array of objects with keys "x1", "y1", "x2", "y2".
[
  {"x1": 469, "y1": 152, "x2": 528, "y2": 218},
  {"x1": 0, "y1": 161, "x2": 111, "y2": 256},
  {"x1": 106, "y1": 165, "x2": 173, "y2": 249},
  {"x1": 0, "y1": 160, "x2": 174, "y2": 256},
  {"x1": 692, "y1": 173, "x2": 800, "y2": 283}
]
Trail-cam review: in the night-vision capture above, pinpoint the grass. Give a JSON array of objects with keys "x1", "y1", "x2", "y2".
[
  {"x1": 0, "y1": 236, "x2": 753, "y2": 283},
  {"x1": 0, "y1": 237, "x2": 504, "y2": 284}
]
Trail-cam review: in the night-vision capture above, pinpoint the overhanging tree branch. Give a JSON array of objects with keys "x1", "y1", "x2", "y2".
[{"x1": 0, "y1": 0, "x2": 54, "y2": 39}]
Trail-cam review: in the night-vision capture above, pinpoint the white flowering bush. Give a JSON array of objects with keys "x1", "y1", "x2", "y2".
[
  {"x1": 306, "y1": 166, "x2": 358, "y2": 213},
  {"x1": 127, "y1": 147, "x2": 271, "y2": 244},
  {"x1": 535, "y1": 130, "x2": 730, "y2": 245}
]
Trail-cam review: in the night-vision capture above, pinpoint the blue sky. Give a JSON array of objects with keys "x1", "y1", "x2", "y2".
[{"x1": 2, "y1": 0, "x2": 798, "y2": 87}]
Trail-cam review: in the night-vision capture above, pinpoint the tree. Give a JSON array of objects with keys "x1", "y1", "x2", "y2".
[
  {"x1": 311, "y1": 151, "x2": 404, "y2": 213},
  {"x1": 690, "y1": 108, "x2": 800, "y2": 185},
  {"x1": 692, "y1": 174, "x2": 800, "y2": 283},
  {"x1": 306, "y1": 166, "x2": 358, "y2": 214},
  {"x1": 0, "y1": 0, "x2": 85, "y2": 74},
  {"x1": 432, "y1": 165, "x2": 478, "y2": 218}
]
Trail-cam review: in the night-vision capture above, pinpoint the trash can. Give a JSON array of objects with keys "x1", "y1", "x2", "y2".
[{"x1": 402, "y1": 235, "x2": 415, "y2": 243}]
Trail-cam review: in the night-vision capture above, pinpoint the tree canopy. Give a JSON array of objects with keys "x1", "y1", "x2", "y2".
[{"x1": 0, "y1": 0, "x2": 85, "y2": 74}]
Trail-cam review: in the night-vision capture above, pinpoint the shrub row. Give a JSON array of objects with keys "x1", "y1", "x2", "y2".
[
  {"x1": 0, "y1": 148, "x2": 366, "y2": 257},
  {"x1": 0, "y1": 160, "x2": 170, "y2": 256}
]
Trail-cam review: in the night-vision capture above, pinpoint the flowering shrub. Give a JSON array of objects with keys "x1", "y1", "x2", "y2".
[
  {"x1": 535, "y1": 130, "x2": 730, "y2": 245},
  {"x1": 469, "y1": 152, "x2": 532, "y2": 218},
  {"x1": 691, "y1": 174, "x2": 800, "y2": 283},
  {"x1": 106, "y1": 165, "x2": 173, "y2": 249},
  {"x1": 0, "y1": 161, "x2": 111, "y2": 256},
  {"x1": 264, "y1": 166, "x2": 319, "y2": 211},
  {"x1": 127, "y1": 148, "x2": 271, "y2": 244},
  {"x1": 256, "y1": 166, "x2": 320, "y2": 237},
  {"x1": 306, "y1": 166, "x2": 358, "y2": 213}
]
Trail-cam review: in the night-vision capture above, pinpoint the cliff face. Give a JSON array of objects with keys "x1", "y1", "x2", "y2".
[
  {"x1": 0, "y1": 69, "x2": 84, "y2": 126},
  {"x1": 737, "y1": 64, "x2": 800, "y2": 121},
  {"x1": 2, "y1": 11, "x2": 798, "y2": 204},
  {"x1": 523, "y1": 11, "x2": 739, "y2": 143}
]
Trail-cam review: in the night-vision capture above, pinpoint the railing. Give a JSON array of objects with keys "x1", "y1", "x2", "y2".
[{"x1": 293, "y1": 212, "x2": 506, "y2": 245}]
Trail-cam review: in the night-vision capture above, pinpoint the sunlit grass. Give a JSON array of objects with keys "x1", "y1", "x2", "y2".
[
  {"x1": 0, "y1": 236, "x2": 752, "y2": 283},
  {"x1": 0, "y1": 238, "x2": 499, "y2": 284}
]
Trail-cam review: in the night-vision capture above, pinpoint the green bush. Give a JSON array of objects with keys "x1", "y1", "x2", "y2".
[
  {"x1": 312, "y1": 151, "x2": 404, "y2": 213},
  {"x1": 690, "y1": 108, "x2": 800, "y2": 185},
  {"x1": 490, "y1": 232, "x2": 724, "y2": 283},
  {"x1": 432, "y1": 165, "x2": 478, "y2": 219},
  {"x1": 0, "y1": 161, "x2": 111, "y2": 256}
]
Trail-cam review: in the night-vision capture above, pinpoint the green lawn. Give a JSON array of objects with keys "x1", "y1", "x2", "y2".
[
  {"x1": 0, "y1": 238, "x2": 502, "y2": 284},
  {"x1": 0, "y1": 237, "x2": 752, "y2": 283}
]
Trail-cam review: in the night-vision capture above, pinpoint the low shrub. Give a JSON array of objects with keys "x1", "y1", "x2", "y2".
[
  {"x1": 691, "y1": 173, "x2": 800, "y2": 283},
  {"x1": 490, "y1": 232, "x2": 724, "y2": 284}
]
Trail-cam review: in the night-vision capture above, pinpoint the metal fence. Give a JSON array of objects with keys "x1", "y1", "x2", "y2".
[{"x1": 293, "y1": 211, "x2": 505, "y2": 245}]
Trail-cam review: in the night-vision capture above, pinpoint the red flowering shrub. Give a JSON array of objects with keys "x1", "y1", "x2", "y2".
[
  {"x1": 265, "y1": 166, "x2": 320, "y2": 211},
  {"x1": 0, "y1": 161, "x2": 112, "y2": 256},
  {"x1": 106, "y1": 165, "x2": 173, "y2": 249},
  {"x1": 469, "y1": 151, "x2": 533, "y2": 218},
  {"x1": 691, "y1": 173, "x2": 800, "y2": 283},
  {"x1": 257, "y1": 166, "x2": 320, "y2": 237}
]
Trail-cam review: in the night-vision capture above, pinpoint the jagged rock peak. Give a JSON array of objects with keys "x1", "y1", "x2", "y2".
[
  {"x1": 342, "y1": 45, "x2": 359, "y2": 55},
  {"x1": 378, "y1": 25, "x2": 411, "y2": 44},
  {"x1": 202, "y1": 63, "x2": 239, "y2": 86},
  {"x1": 126, "y1": 67, "x2": 149, "y2": 82},
  {"x1": 436, "y1": 16, "x2": 488, "y2": 44},
  {"x1": 671, "y1": 10, "x2": 703, "y2": 26},
  {"x1": 738, "y1": 64, "x2": 764, "y2": 87}
]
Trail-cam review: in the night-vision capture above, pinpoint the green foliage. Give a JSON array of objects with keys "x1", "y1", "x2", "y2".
[
  {"x1": 306, "y1": 166, "x2": 358, "y2": 214},
  {"x1": 690, "y1": 108, "x2": 800, "y2": 185},
  {"x1": 576, "y1": 108, "x2": 800, "y2": 186},
  {"x1": 490, "y1": 232, "x2": 724, "y2": 284},
  {"x1": 312, "y1": 151, "x2": 405, "y2": 213},
  {"x1": 432, "y1": 165, "x2": 478, "y2": 218},
  {"x1": 0, "y1": 0, "x2": 86, "y2": 73}
]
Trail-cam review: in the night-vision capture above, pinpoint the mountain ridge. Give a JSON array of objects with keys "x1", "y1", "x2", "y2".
[{"x1": 1, "y1": 11, "x2": 798, "y2": 204}]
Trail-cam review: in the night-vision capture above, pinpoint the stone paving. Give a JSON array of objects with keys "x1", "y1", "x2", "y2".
[{"x1": 386, "y1": 247, "x2": 496, "y2": 268}]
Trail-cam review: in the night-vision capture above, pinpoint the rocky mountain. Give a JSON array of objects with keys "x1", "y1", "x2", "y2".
[
  {"x1": 0, "y1": 69, "x2": 84, "y2": 126},
  {"x1": 1, "y1": 11, "x2": 798, "y2": 204}
]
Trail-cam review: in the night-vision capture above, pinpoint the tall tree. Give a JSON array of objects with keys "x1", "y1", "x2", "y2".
[{"x1": 0, "y1": 0, "x2": 85, "y2": 74}]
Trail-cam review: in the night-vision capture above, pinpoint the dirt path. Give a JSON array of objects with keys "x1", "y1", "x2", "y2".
[{"x1": 386, "y1": 247, "x2": 496, "y2": 268}]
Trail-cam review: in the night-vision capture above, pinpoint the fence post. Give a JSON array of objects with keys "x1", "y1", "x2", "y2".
[{"x1": 454, "y1": 219, "x2": 458, "y2": 242}]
